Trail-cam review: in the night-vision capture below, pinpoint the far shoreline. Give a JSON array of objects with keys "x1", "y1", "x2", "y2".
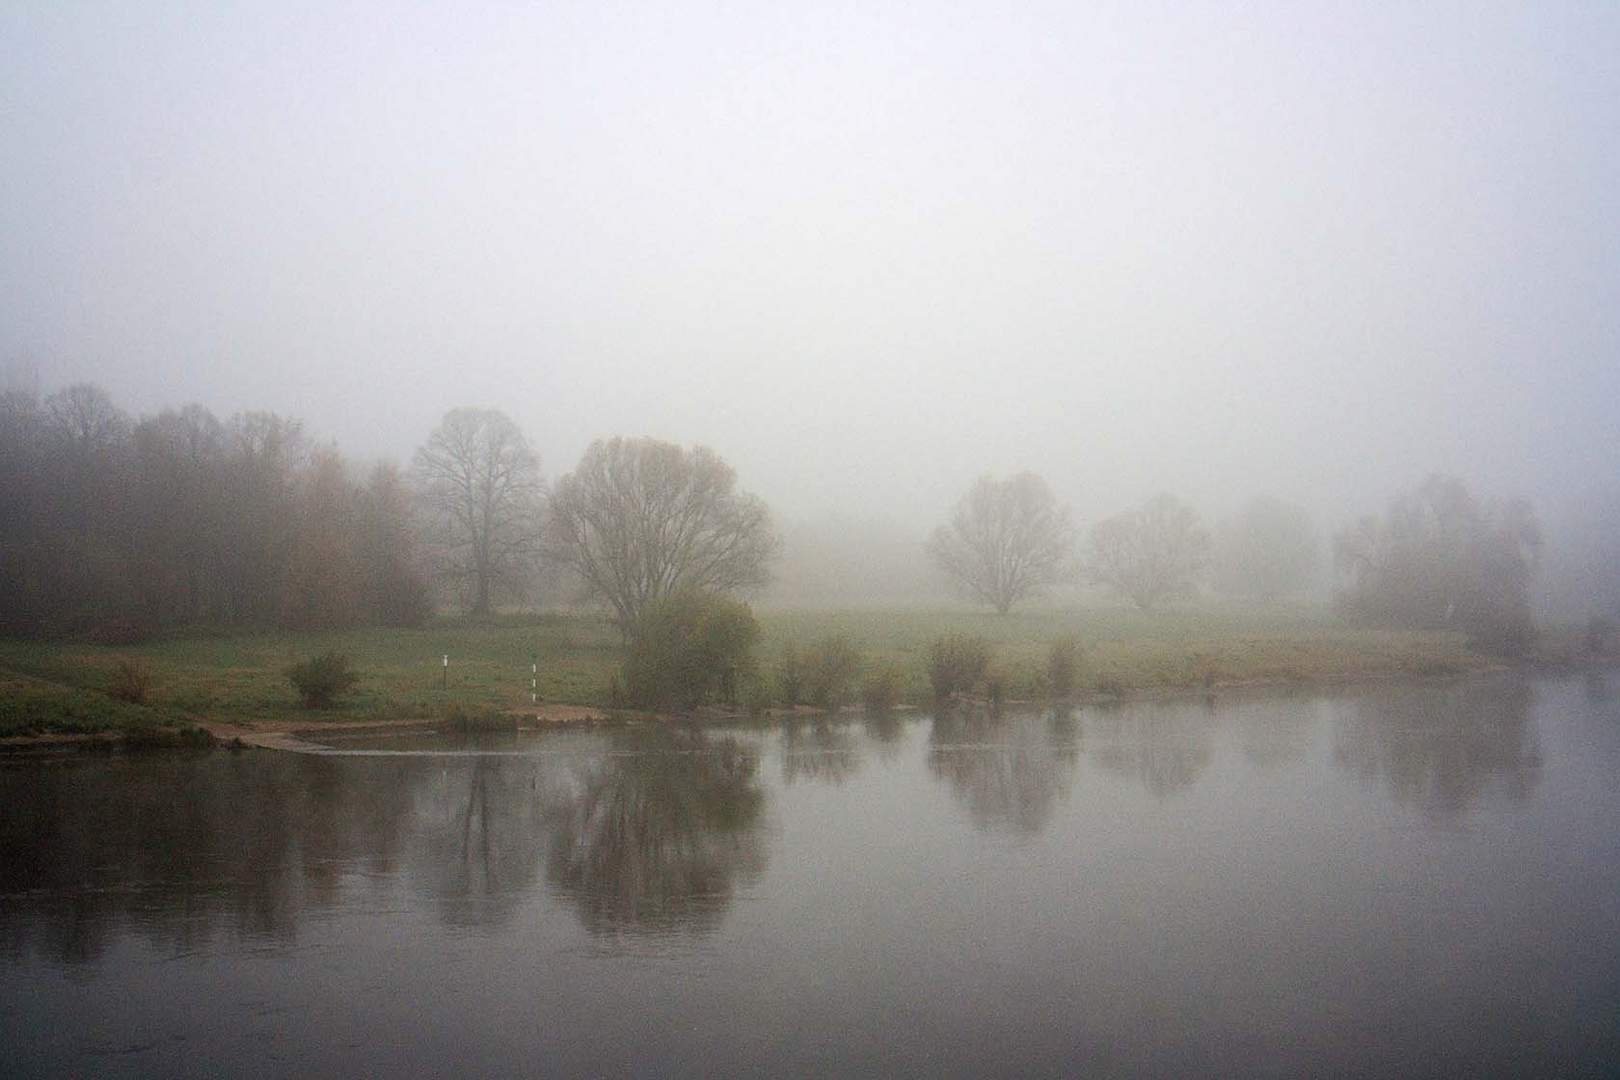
[{"x1": 5, "y1": 648, "x2": 1612, "y2": 757}]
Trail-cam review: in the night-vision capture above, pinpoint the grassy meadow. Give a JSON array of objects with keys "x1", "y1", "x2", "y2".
[{"x1": 0, "y1": 602, "x2": 1496, "y2": 739}]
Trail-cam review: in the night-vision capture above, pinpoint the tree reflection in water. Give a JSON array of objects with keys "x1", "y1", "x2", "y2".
[
  {"x1": 410, "y1": 749, "x2": 550, "y2": 929},
  {"x1": 1332, "y1": 675, "x2": 1542, "y2": 820},
  {"x1": 861, "y1": 710, "x2": 906, "y2": 762},
  {"x1": 0, "y1": 728, "x2": 772, "y2": 964},
  {"x1": 544, "y1": 728, "x2": 768, "y2": 938},
  {"x1": 778, "y1": 718, "x2": 862, "y2": 786},
  {"x1": 1086, "y1": 701, "x2": 1214, "y2": 800},
  {"x1": 0, "y1": 753, "x2": 421, "y2": 964},
  {"x1": 927, "y1": 707, "x2": 1081, "y2": 835}
]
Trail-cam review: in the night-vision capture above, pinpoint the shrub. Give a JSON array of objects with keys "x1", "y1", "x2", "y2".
[
  {"x1": 803, "y1": 635, "x2": 861, "y2": 708},
  {"x1": 777, "y1": 643, "x2": 804, "y2": 706},
  {"x1": 445, "y1": 703, "x2": 512, "y2": 732},
  {"x1": 1047, "y1": 636, "x2": 1083, "y2": 698},
  {"x1": 107, "y1": 659, "x2": 153, "y2": 705},
  {"x1": 622, "y1": 590, "x2": 760, "y2": 710},
  {"x1": 123, "y1": 725, "x2": 214, "y2": 750},
  {"x1": 928, "y1": 634, "x2": 992, "y2": 699},
  {"x1": 860, "y1": 664, "x2": 902, "y2": 712},
  {"x1": 287, "y1": 651, "x2": 360, "y2": 708}
]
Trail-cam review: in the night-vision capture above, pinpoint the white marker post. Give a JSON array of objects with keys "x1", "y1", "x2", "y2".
[
  {"x1": 442, "y1": 654, "x2": 448, "y2": 690},
  {"x1": 531, "y1": 653, "x2": 538, "y2": 704}
]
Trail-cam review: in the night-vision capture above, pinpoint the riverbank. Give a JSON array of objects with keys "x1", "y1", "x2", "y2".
[{"x1": 0, "y1": 604, "x2": 1606, "y2": 750}]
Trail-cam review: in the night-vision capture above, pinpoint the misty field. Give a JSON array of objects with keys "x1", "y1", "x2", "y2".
[{"x1": 0, "y1": 604, "x2": 1492, "y2": 739}]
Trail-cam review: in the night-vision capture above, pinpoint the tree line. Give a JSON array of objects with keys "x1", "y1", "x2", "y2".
[
  {"x1": 927, "y1": 474, "x2": 1318, "y2": 614},
  {"x1": 927, "y1": 470, "x2": 1543, "y2": 654},
  {"x1": 0, "y1": 384, "x2": 428, "y2": 639},
  {"x1": 0, "y1": 387, "x2": 780, "y2": 642},
  {"x1": 0, "y1": 381, "x2": 1550, "y2": 658}
]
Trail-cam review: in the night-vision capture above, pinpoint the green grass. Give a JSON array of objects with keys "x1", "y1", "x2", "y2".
[
  {"x1": 0, "y1": 613, "x2": 623, "y2": 733},
  {"x1": 755, "y1": 604, "x2": 1480, "y2": 701},
  {"x1": 0, "y1": 602, "x2": 1492, "y2": 736},
  {"x1": 0, "y1": 672, "x2": 189, "y2": 737}
]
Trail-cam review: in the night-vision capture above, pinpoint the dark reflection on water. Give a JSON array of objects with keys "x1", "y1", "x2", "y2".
[
  {"x1": 0, "y1": 753, "x2": 423, "y2": 962},
  {"x1": 779, "y1": 717, "x2": 863, "y2": 786},
  {"x1": 1331, "y1": 677, "x2": 1542, "y2": 820},
  {"x1": 1087, "y1": 699, "x2": 1214, "y2": 800},
  {"x1": 0, "y1": 727, "x2": 768, "y2": 962},
  {"x1": 545, "y1": 728, "x2": 766, "y2": 937},
  {"x1": 3, "y1": 673, "x2": 1619, "y2": 1076},
  {"x1": 413, "y1": 750, "x2": 548, "y2": 929},
  {"x1": 928, "y1": 706, "x2": 1080, "y2": 834}
]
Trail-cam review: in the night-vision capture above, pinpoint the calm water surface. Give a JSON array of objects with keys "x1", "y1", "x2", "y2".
[{"x1": 3, "y1": 672, "x2": 1619, "y2": 1077}]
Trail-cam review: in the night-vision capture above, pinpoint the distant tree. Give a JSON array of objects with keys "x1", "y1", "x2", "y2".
[
  {"x1": 45, "y1": 383, "x2": 129, "y2": 460},
  {"x1": 927, "y1": 473, "x2": 1076, "y2": 614},
  {"x1": 355, "y1": 463, "x2": 433, "y2": 626},
  {"x1": 0, "y1": 382, "x2": 433, "y2": 637},
  {"x1": 128, "y1": 405, "x2": 228, "y2": 626},
  {"x1": 283, "y1": 447, "x2": 362, "y2": 629},
  {"x1": 220, "y1": 412, "x2": 306, "y2": 625},
  {"x1": 1212, "y1": 496, "x2": 1318, "y2": 601},
  {"x1": 1334, "y1": 475, "x2": 1540, "y2": 655},
  {"x1": 1086, "y1": 493, "x2": 1210, "y2": 611},
  {"x1": 412, "y1": 407, "x2": 543, "y2": 616},
  {"x1": 37, "y1": 384, "x2": 133, "y2": 630},
  {"x1": 545, "y1": 437, "x2": 778, "y2": 634},
  {"x1": 0, "y1": 387, "x2": 50, "y2": 634}
]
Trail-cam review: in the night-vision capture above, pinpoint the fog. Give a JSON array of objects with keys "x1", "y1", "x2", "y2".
[{"x1": 4, "y1": 2, "x2": 1617, "y2": 550}]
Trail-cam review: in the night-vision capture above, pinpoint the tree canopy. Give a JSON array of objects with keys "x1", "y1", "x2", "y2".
[
  {"x1": 412, "y1": 407, "x2": 543, "y2": 616},
  {"x1": 927, "y1": 472, "x2": 1076, "y2": 614},
  {"x1": 0, "y1": 383, "x2": 429, "y2": 637},
  {"x1": 545, "y1": 437, "x2": 778, "y2": 633},
  {"x1": 1086, "y1": 493, "x2": 1210, "y2": 611},
  {"x1": 1334, "y1": 474, "x2": 1540, "y2": 654}
]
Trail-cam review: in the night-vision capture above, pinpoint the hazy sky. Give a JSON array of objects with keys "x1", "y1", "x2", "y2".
[{"x1": 4, "y1": 1, "x2": 1617, "y2": 528}]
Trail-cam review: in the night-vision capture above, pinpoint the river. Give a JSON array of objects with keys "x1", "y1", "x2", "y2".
[{"x1": 3, "y1": 671, "x2": 1618, "y2": 1076}]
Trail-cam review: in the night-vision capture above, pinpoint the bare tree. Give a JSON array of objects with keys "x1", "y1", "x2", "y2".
[
  {"x1": 545, "y1": 437, "x2": 778, "y2": 633},
  {"x1": 927, "y1": 472, "x2": 1076, "y2": 614},
  {"x1": 412, "y1": 407, "x2": 543, "y2": 616},
  {"x1": 45, "y1": 383, "x2": 129, "y2": 459},
  {"x1": 1086, "y1": 493, "x2": 1210, "y2": 611}
]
